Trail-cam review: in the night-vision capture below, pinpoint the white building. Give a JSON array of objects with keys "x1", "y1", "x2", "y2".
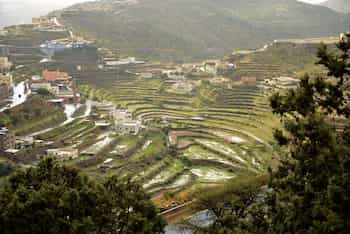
[
  {"x1": 112, "y1": 108, "x2": 141, "y2": 135},
  {"x1": 46, "y1": 147, "x2": 79, "y2": 161},
  {"x1": 30, "y1": 82, "x2": 59, "y2": 95},
  {"x1": 111, "y1": 108, "x2": 133, "y2": 122},
  {"x1": 204, "y1": 61, "x2": 217, "y2": 75},
  {"x1": 115, "y1": 121, "x2": 141, "y2": 135}
]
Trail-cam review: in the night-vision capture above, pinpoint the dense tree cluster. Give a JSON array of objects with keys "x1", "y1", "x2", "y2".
[
  {"x1": 197, "y1": 35, "x2": 350, "y2": 233},
  {"x1": 0, "y1": 159, "x2": 165, "y2": 234}
]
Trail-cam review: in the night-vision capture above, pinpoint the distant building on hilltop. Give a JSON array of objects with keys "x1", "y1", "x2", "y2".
[
  {"x1": 32, "y1": 16, "x2": 51, "y2": 25},
  {"x1": 32, "y1": 16, "x2": 65, "y2": 32}
]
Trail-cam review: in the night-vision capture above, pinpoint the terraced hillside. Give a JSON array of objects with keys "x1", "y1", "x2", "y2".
[
  {"x1": 227, "y1": 41, "x2": 335, "y2": 79},
  {"x1": 34, "y1": 68, "x2": 280, "y2": 210}
]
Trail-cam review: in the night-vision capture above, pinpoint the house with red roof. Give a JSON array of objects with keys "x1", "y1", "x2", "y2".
[{"x1": 42, "y1": 70, "x2": 71, "y2": 82}]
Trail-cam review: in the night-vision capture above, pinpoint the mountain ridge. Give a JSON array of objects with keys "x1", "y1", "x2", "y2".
[
  {"x1": 57, "y1": 0, "x2": 350, "y2": 61},
  {"x1": 321, "y1": 0, "x2": 350, "y2": 13}
]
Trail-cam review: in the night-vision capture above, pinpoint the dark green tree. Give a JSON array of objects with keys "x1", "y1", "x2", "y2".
[
  {"x1": 267, "y1": 35, "x2": 350, "y2": 234},
  {"x1": 196, "y1": 34, "x2": 350, "y2": 233},
  {"x1": 0, "y1": 159, "x2": 165, "y2": 234}
]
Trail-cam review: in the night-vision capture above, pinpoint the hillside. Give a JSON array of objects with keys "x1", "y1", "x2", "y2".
[
  {"x1": 57, "y1": 0, "x2": 350, "y2": 61},
  {"x1": 227, "y1": 40, "x2": 338, "y2": 79},
  {"x1": 322, "y1": 0, "x2": 350, "y2": 13}
]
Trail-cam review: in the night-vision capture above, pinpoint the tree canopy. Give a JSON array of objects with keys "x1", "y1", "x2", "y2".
[
  {"x1": 0, "y1": 159, "x2": 165, "y2": 234},
  {"x1": 196, "y1": 35, "x2": 350, "y2": 233}
]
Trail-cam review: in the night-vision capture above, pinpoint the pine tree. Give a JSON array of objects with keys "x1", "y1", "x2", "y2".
[
  {"x1": 0, "y1": 159, "x2": 165, "y2": 234},
  {"x1": 268, "y1": 35, "x2": 350, "y2": 234}
]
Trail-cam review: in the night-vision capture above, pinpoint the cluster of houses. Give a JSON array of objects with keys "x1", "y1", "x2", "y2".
[
  {"x1": 40, "y1": 37, "x2": 93, "y2": 54},
  {"x1": 97, "y1": 47, "x2": 145, "y2": 69},
  {"x1": 30, "y1": 70, "x2": 80, "y2": 104},
  {"x1": 180, "y1": 60, "x2": 235, "y2": 77},
  {"x1": 0, "y1": 57, "x2": 13, "y2": 101},
  {"x1": 32, "y1": 16, "x2": 65, "y2": 32}
]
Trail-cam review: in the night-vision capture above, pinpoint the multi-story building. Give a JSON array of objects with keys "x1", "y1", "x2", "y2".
[
  {"x1": 39, "y1": 70, "x2": 80, "y2": 103},
  {"x1": 45, "y1": 147, "x2": 79, "y2": 161},
  {"x1": 111, "y1": 108, "x2": 141, "y2": 135},
  {"x1": 115, "y1": 121, "x2": 141, "y2": 135}
]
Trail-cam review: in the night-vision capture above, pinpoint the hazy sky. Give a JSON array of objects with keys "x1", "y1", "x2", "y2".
[
  {"x1": 300, "y1": 0, "x2": 327, "y2": 4},
  {"x1": 1, "y1": 0, "x2": 329, "y2": 5}
]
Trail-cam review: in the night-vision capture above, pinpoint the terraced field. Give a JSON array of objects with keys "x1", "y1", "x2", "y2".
[
  {"x1": 1, "y1": 25, "x2": 281, "y2": 208},
  {"x1": 35, "y1": 69, "x2": 280, "y2": 209}
]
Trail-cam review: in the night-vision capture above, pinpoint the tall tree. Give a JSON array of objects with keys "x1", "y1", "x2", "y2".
[
  {"x1": 196, "y1": 34, "x2": 350, "y2": 233},
  {"x1": 0, "y1": 159, "x2": 165, "y2": 234},
  {"x1": 267, "y1": 34, "x2": 350, "y2": 234}
]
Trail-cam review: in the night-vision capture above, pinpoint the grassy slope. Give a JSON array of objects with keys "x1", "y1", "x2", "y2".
[
  {"x1": 322, "y1": 0, "x2": 350, "y2": 13},
  {"x1": 227, "y1": 42, "x2": 335, "y2": 77},
  {"x1": 59, "y1": 0, "x2": 350, "y2": 61},
  {"x1": 0, "y1": 97, "x2": 66, "y2": 135}
]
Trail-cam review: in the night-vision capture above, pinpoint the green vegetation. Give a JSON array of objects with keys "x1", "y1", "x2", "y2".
[
  {"x1": 0, "y1": 159, "x2": 165, "y2": 233},
  {"x1": 228, "y1": 42, "x2": 333, "y2": 78},
  {"x1": 0, "y1": 162, "x2": 13, "y2": 178},
  {"x1": 59, "y1": 0, "x2": 350, "y2": 61},
  {"x1": 194, "y1": 33, "x2": 350, "y2": 234},
  {"x1": 0, "y1": 97, "x2": 66, "y2": 135}
]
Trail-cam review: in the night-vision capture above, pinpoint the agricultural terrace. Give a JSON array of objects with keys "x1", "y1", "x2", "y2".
[
  {"x1": 35, "y1": 65, "x2": 281, "y2": 208},
  {"x1": 1, "y1": 25, "x2": 282, "y2": 208}
]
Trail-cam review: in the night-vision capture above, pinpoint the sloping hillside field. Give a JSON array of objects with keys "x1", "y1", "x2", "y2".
[{"x1": 36, "y1": 66, "x2": 281, "y2": 209}]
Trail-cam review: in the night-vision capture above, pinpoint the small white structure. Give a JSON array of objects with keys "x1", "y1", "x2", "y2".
[
  {"x1": 30, "y1": 82, "x2": 59, "y2": 94},
  {"x1": 104, "y1": 158, "x2": 114, "y2": 164},
  {"x1": 204, "y1": 61, "x2": 217, "y2": 75},
  {"x1": 140, "y1": 72, "x2": 153, "y2": 79},
  {"x1": 111, "y1": 108, "x2": 133, "y2": 122},
  {"x1": 46, "y1": 147, "x2": 79, "y2": 161},
  {"x1": 112, "y1": 108, "x2": 141, "y2": 135},
  {"x1": 115, "y1": 120, "x2": 141, "y2": 135}
]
